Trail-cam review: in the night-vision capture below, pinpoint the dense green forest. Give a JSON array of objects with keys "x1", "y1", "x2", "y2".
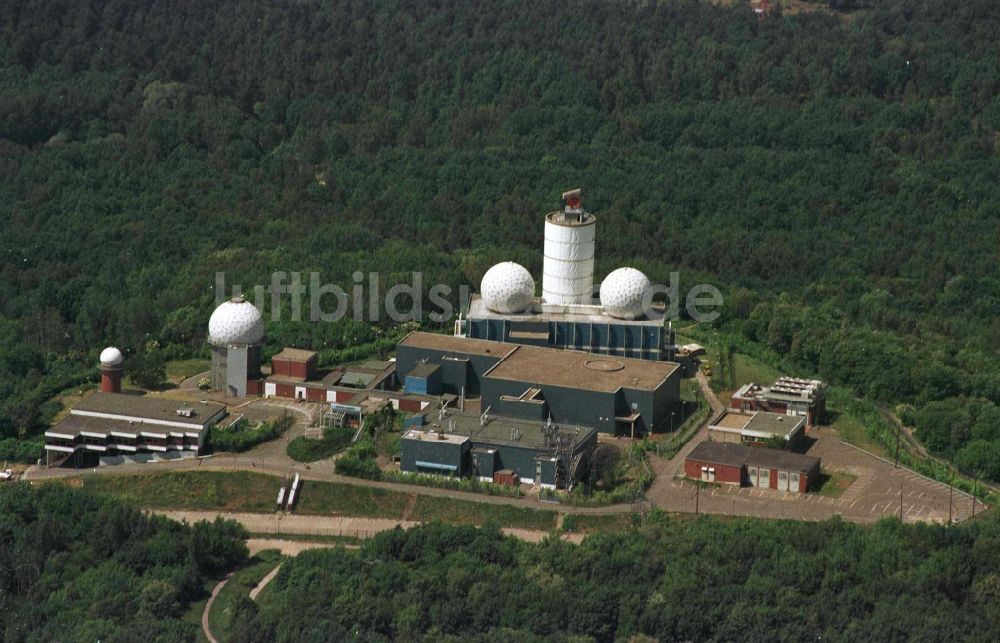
[
  {"x1": 2, "y1": 0, "x2": 1000, "y2": 474},
  {"x1": 0, "y1": 483, "x2": 247, "y2": 641},
  {"x1": 233, "y1": 515, "x2": 1000, "y2": 641}
]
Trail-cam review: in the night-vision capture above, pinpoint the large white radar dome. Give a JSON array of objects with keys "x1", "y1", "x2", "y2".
[
  {"x1": 100, "y1": 346, "x2": 124, "y2": 366},
  {"x1": 600, "y1": 267, "x2": 651, "y2": 319},
  {"x1": 208, "y1": 297, "x2": 265, "y2": 346},
  {"x1": 481, "y1": 262, "x2": 535, "y2": 314}
]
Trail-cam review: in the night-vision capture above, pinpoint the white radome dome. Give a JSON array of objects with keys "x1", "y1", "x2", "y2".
[
  {"x1": 600, "y1": 267, "x2": 651, "y2": 319},
  {"x1": 100, "y1": 346, "x2": 124, "y2": 366},
  {"x1": 481, "y1": 262, "x2": 535, "y2": 314},
  {"x1": 208, "y1": 297, "x2": 265, "y2": 346}
]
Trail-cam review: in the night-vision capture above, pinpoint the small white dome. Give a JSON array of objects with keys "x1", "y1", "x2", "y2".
[
  {"x1": 481, "y1": 262, "x2": 535, "y2": 314},
  {"x1": 208, "y1": 297, "x2": 265, "y2": 346},
  {"x1": 600, "y1": 267, "x2": 651, "y2": 319},
  {"x1": 100, "y1": 346, "x2": 124, "y2": 366}
]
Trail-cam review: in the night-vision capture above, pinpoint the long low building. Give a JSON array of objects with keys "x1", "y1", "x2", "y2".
[
  {"x1": 684, "y1": 441, "x2": 820, "y2": 493},
  {"x1": 396, "y1": 331, "x2": 682, "y2": 435},
  {"x1": 707, "y1": 409, "x2": 806, "y2": 446},
  {"x1": 44, "y1": 392, "x2": 228, "y2": 466},
  {"x1": 263, "y1": 352, "x2": 397, "y2": 403},
  {"x1": 400, "y1": 410, "x2": 598, "y2": 489}
]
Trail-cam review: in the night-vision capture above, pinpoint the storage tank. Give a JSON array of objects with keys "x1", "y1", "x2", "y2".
[{"x1": 542, "y1": 189, "x2": 596, "y2": 305}]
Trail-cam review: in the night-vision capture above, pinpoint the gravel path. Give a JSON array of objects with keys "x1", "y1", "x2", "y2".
[{"x1": 153, "y1": 509, "x2": 582, "y2": 543}]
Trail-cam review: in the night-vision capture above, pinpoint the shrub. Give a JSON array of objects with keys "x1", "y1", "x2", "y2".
[
  {"x1": 334, "y1": 440, "x2": 381, "y2": 479},
  {"x1": 286, "y1": 426, "x2": 355, "y2": 462},
  {"x1": 0, "y1": 437, "x2": 44, "y2": 464},
  {"x1": 209, "y1": 414, "x2": 291, "y2": 453}
]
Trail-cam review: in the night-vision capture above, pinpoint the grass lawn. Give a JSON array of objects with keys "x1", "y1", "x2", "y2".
[
  {"x1": 813, "y1": 470, "x2": 859, "y2": 497},
  {"x1": 63, "y1": 470, "x2": 572, "y2": 533},
  {"x1": 826, "y1": 391, "x2": 890, "y2": 458},
  {"x1": 165, "y1": 358, "x2": 211, "y2": 384},
  {"x1": 76, "y1": 471, "x2": 282, "y2": 513},
  {"x1": 408, "y1": 495, "x2": 557, "y2": 531},
  {"x1": 208, "y1": 549, "x2": 283, "y2": 641},
  {"x1": 714, "y1": 353, "x2": 782, "y2": 405},
  {"x1": 296, "y1": 480, "x2": 412, "y2": 518}
]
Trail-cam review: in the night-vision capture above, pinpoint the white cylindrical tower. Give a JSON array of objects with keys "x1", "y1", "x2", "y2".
[{"x1": 542, "y1": 189, "x2": 596, "y2": 305}]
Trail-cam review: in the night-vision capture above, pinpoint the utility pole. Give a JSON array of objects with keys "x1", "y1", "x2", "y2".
[
  {"x1": 695, "y1": 479, "x2": 700, "y2": 515},
  {"x1": 894, "y1": 422, "x2": 901, "y2": 469},
  {"x1": 899, "y1": 480, "x2": 904, "y2": 521}
]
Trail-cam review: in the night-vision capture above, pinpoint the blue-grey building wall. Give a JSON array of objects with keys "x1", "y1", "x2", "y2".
[
  {"x1": 400, "y1": 436, "x2": 469, "y2": 475},
  {"x1": 481, "y1": 378, "x2": 619, "y2": 433},
  {"x1": 467, "y1": 317, "x2": 667, "y2": 361},
  {"x1": 396, "y1": 345, "x2": 502, "y2": 396}
]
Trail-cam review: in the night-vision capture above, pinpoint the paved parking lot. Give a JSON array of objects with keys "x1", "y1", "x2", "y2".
[{"x1": 649, "y1": 427, "x2": 984, "y2": 524}]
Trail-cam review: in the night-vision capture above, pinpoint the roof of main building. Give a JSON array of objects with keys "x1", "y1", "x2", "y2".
[
  {"x1": 417, "y1": 411, "x2": 596, "y2": 452},
  {"x1": 73, "y1": 392, "x2": 225, "y2": 426},
  {"x1": 485, "y1": 344, "x2": 679, "y2": 393},
  {"x1": 398, "y1": 331, "x2": 518, "y2": 358}
]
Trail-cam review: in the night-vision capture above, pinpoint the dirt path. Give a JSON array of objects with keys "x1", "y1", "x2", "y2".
[
  {"x1": 154, "y1": 510, "x2": 582, "y2": 544},
  {"x1": 202, "y1": 572, "x2": 234, "y2": 643},
  {"x1": 246, "y1": 538, "x2": 346, "y2": 556},
  {"x1": 249, "y1": 564, "x2": 281, "y2": 602},
  {"x1": 179, "y1": 370, "x2": 211, "y2": 390},
  {"x1": 400, "y1": 493, "x2": 418, "y2": 521}
]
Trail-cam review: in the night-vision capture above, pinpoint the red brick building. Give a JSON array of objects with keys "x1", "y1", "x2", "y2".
[
  {"x1": 270, "y1": 348, "x2": 319, "y2": 381},
  {"x1": 685, "y1": 441, "x2": 820, "y2": 493}
]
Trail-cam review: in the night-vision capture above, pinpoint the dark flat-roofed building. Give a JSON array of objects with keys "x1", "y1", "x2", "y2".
[
  {"x1": 684, "y1": 441, "x2": 820, "y2": 493},
  {"x1": 45, "y1": 392, "x2": 228, "y2": 466},
  {"x1": 396, "y1": 332, "x2": 516, "y2": 397},
  {"x1": 400, "y1": 410, "x2": 597, "y2": 488},
  {"x1": 396, "y1": 332, "x2": 682, "y2": 435}
]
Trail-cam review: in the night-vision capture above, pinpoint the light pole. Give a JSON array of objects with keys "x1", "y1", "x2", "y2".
[{"x1": 894, "y1": 421, "x2": 901, "y2": 469}]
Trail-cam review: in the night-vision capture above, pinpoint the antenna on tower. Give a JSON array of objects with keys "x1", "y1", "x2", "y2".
[{"x1": 562, "y1": 188, "x2": 582, "y2": 213}]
